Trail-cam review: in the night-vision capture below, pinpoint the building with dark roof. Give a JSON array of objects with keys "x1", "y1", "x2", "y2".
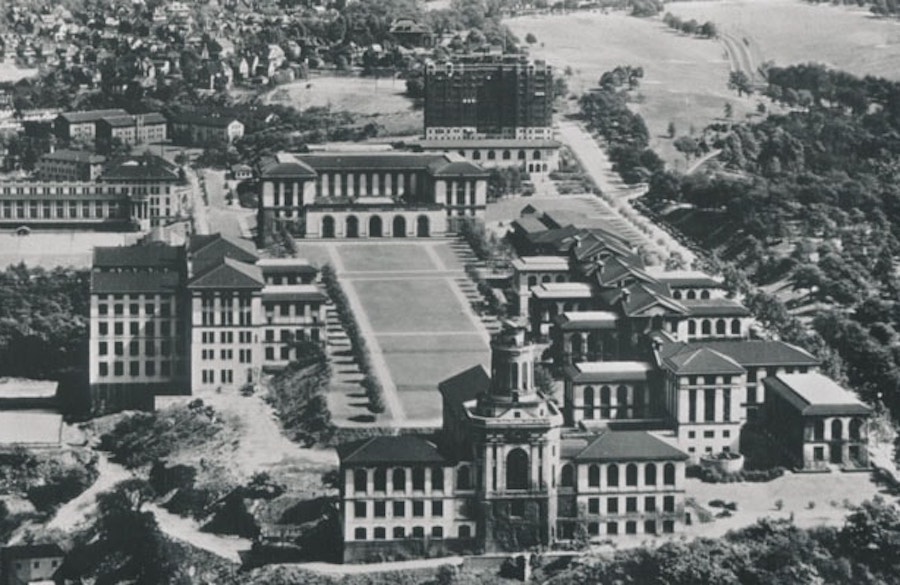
[
  {"x1": 96, "y1": 112, "x2": 167, "y2": 152},
  {"x1": 256, "y1": 150, "x2": 489, "y2": 243},
  {"x1": 169, "y1": 112, "x2": 244, "y2": 146},
  {"x1": 338, "y1": 323, "x2": 688, "y2": 561},
  {"x1": 424, "y1": 55, "x2": 554, "y2": 141},
  {"x1": 36, "y1": 149, "x2": 106, "y2": 181},
  {"x1": 55, "y1": 108, "x2": 128, "y2": 141},
  {"x1": 414, "y1": 137, "x2": 561, "y2": 178},
  {"x1": 88, "y1": 233, "x2": 329, "y2": 414},
  {"x1": 0, "y1": 543, "x2": 64, "y2": 585},
  {"x1": 763, "y1": 373, "x2": 871, "y2": 470}
]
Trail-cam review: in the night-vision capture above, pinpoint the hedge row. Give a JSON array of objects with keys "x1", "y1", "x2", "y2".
[
  {"x1": 464, "y1": 263, "x2": 508, "y2": 319},
  {"x1": 320, "y1": 264, "x2": 386, "y2": 414}
]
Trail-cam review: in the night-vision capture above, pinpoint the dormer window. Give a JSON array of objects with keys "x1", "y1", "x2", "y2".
[{"x1": 514, "y1": 411, "x2": 521, "y2": 418}]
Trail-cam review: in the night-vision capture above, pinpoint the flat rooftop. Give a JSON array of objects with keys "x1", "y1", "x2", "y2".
[
  {"x1": 511, "y1": 255, "x2": 569, "y2": 270},
  {"x1": 0, "y1": 378, "x2": 57, "y2": 399},
  {"x1": 566, "y1": 361, "x2": 654, "y2": 383}
]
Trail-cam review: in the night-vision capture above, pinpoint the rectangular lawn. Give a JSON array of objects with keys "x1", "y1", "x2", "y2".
[
  {"x1": 349, "y1": 278, "x2": 478, "y2": 333},
  {"x1": 337, "y1": 243, "x2": 438, "y2": 272}
]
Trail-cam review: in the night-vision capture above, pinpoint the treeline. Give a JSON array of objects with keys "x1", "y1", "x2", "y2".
[
  {"x1": 807, "y1": 0, "x2": 900, "y2": 17},
  {"x1": 0, "y1": 263, "x2": 89, "y2": 379},
  {"x1": 320, "y1": 264, "x2": 386, "y2": 414},
  {"x1": 644, "y1": 63, "x2": 900, "y2": 416},
  {"x1": 579, "y1": 66, "x2": 664, "y2": 184},
  {"x1": 662, "y1": 13, "x2": 718, "y2": 38},
  {"x1": 542, "y1": 499, "x2": 900, "y2": 585},
  {"x1": 266, "y1": 344, "x2": 334, "y2": 447}
]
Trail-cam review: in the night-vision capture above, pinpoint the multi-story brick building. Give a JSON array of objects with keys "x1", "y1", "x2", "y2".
[
  {"x1": 424, "y1": 55, "x2": 554, "y2": 141},
  {"x1": 96, "y1": 113, "x2": 168, "y2": 151},
  {"x1": 169, "y1": 113, "x2": 245, "y2": 146},
  {"x1": 36, "y1": 149, "x2": 106, "y2": 181},
  {"x1": 55, "y1": 108, "x2": 128, "y2": 141},
  {"x1": 88, "y1": 233, "x2": 328, "y2": 413}
]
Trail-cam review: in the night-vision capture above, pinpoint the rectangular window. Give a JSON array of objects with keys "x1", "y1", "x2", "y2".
[
  {"x1": 129, "y1": 361, "x2": 139, "y2": 376},
  {"x1": 644, "y1": 496, "x2": 656, "y2": 512},
  {"x1": 688, "y1": 390, "x2": 697, "y2": 423},
  {"x1": 98, "y1": 304, "x2": 108, "y2": 316},
  {"x1": 146, "y1": 361, "x2": 156, "y2": 376},
  {"x1": 114, "y1": 362, "x2": 124, "y2": 376},
  {"x1": 723, "y1": 388, "x2": 731, "y2": 422},
  {"x1": 130, "y1": 322, "x2": 139, "y2": 336},
  {"x1": 393, "y1": 501, "x2": 405, "y2": 518},
  {"x1": 265, "y1": 347, "x2": 275, "y2": 360},
  {"x1": 393, "y1": 527, "x2": 405, "y2": 539},
  {"x1": 99, "y1": 342, "x2": 108, "y2": 356},
  {"x1": 432, "y1": 526, "x2": 444, "y2": 539},
  {"x1": 588, "y1": 498, "x2": 600, "y2": 514},
  {"x1": 354, "y1": 527, "x2": 366, "y2": 541},
  {"x1": 607, "y1": 498, "x2": 619, "y2": 514},
  {"x1": 114, "y1": 322, "x2": 123, "y2": 335},
  {"x1": 99, "y1": 362, "x2": 108, "y2": 377},
  {"x1": 114, "y1": 342, "x2": 124, "y2": 356},
  {"x1": 704, "y1": 388, "x2": 716, "y2": 422},
  {"x1": 432, "y1": 500, "x2": 443, "y2": 517},
  {"x1": 626, "y1": 497, "x2": 637, "y2": 513},
  {"x1": 664, "y1": 496, "x2": 675, "y2": 513},
  {"x1": 354, "y1": 502, "x2": 366, "y2": 518},
  {"x1": 99, "y1": 323, "x2": 109, "y2": 335},
  {"x1": 703, "y1": 430, "x2": 715, "y2": 439},
  {"x1": 129, "y1": 303, "x2": 139, "y2": 315},
  {"x1": 413, "y1": 500, "x2": 425, "y2": 517},
  {"x1": 374, "y1": 502, "x2": 386, "y2": 517},
  {"x1": 374, "y1": 527, "x2": 386, "y2": 540},
  {"x1": 129, "y1": 341, "x2": 139, "y2": 356}
]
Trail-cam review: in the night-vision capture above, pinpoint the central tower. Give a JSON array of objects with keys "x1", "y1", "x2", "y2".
[{"x1": 470, "y1": 323, "x2": 563, "y2": 552}]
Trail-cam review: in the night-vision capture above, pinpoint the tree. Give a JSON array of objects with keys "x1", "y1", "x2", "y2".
[
  {"x1": 667, "y1": 121, "x2": 677, "y2": 138},
  {"x1": 525, "y1": 32, "x2": 537, "y2": 44},
  {"x1": 728, "y1": 70, "x2": 752, "y2": 97},
  {"x1": 700, "y1": 21, "x2": 718, "y2": 38},
  {"x1": 673, "y1": 136, "x2": 700, "y2": 160},
  {"x1": 724, "y1": 102, "x2": 734, "y2": 119}
]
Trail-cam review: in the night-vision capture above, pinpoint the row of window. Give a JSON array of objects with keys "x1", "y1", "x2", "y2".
[
  {"x1": 581, "y1": 385, "x2": 648, "y2": 420},
  {"x1": 199, "y1": 349, "x2": 253, "y2": 363},
  {"x1": 97, "y1": 360, "x2": 175, "y2": 378},
  {"x1": 687, "y1": 388, "x2": 733, "y2": 423},
  {"x1": 98, "y1": 302, "x2": 173, "y2": 317},
  {"x1": 686, "y1": 429, "x2": 732, "y2": 440},
  {"x1": 561, "y1": 462, "x2": 677, "y2": 489},
  {"x1": 97, "y1": 321, "x2": 179, "y2": 337},
  {"x1": 200, "y1": 369, "x2": 238, "y2": 384},
  {"x1": 353, "y1": 499, "x2": 444, "y2": 519},
  {"x1": 352, "y1": 525, "x2": 472, "y2": 541},
  {"x1": 469, "y1": 149, "x2": 544, "y2": 161},
  {"x1": 353, "y1": 467, "x2": 446, "y2": 494},
  {"x1": 0, "y1": 200, "x2": 117, "y2": 220},
  {"x1": 563, "y1": 519, "x2": 675, "y2": 538},
  {"x1": 686, "y1": 319, "x2": 743, "y2": 337},
  {"x1": 584, "y1": 495, "x2": 677, "y2": 515},
  {"x1": 98, "y1": 340, "x2": 174, "y2": 357},
  {"x1": 200, "y1": 331, "x2": 254, "y2": 344}
]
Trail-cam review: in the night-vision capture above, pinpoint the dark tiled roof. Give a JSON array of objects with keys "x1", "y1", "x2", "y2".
[
  {"x1": 657, "y1": 275, "x2": 723, "y2": 288},
  {"x1": 259, "y1": 160, "x2": 316, "y2": 179},
  {"x1": 563, "y1": 362, "x2": 653, "y2": 384},
  {"x1": 40, "y1": 149, "x2": 106, "y2": 164},
  {"x1": 429, "y1": 160, "x2": 489, "y2": 177},
  {"x1": 513, "y1": 215, "x2": 548, "y2": 234},
  {"x1": 439, "y1": 365, "x2": 490, "y2": 407},
  {"x1": 617, "y1": 283, "x2": 686, "y2": 317},
  {"x1": 663, "y1": 347, "x2": 745, "y2": 376},
  {"x1": 189, "y1": 234, "x2": 259, "y2": 273},
  {"x1": 169, "y1": 112, "x2": 241, "y2": 128},
  {"x1": 91, "y1": 271, "x2": 181, "y2": 294},
  {"x1": 188, "y1": 257, "x2": 264, "y2": 290},
  {"x1": 1, "y1": 543, "x2": 64, "y2": 560},
  {"x1": 764, "y1": 373, "x2": 871, "y2": 416},
  {"x1": 101, "y1": 154, "x2": 179, "y2": 182},
  {"x1": 100, "y1": 112, "x2": 167, "y2": 127},
  {"x1": 338, "y1": 436, "x2": 447, "y2": 466},
  {"x1": 682, "y1": 299, "x2": 751, "y2": 317},
  {"x1": 660, "y1": 340, "x2": 819, "y2": 368},
  {"x1": 93, "y1": 243, "x2": 184, "y2": 270},
  {"x1": 59, "y1": 108, "x2": 127, "y2": 123},
  {"x1": 417, "y1": 138, "x2": 561, "y2": 149},
  {"x1": 298, "y1": 153, "x2": 448, "y2": 171},
  {"x1": 574, "y1": 430, "x2": 688, "y2": 462}
]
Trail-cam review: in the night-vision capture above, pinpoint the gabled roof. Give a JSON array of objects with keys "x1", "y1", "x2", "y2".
[
  {"x1": 438, "y1": 365, "x2": 490, "y2": 407},
  {"x1": 659, "y1": 340, "x2": 819, "y2": 368},
  {"x1": 58, "y1": 108, "x2": 127, "y2": 123},
  {"x1": 554, "y1": 310, "x2": 618, "y2": 330},
  {"x1": 337, "y1": 436, "x2": 447, "y2": 466},
  {"x1": 40, "y1": 149, "x2": 106, "y2": 164},
  {"x1": 430, "y1": 159, "x2": 489, "y2": 177},
  {"x1": 573, "y1": 430, "x2": 688, "y2": 462},
  {"x1": 587, "y1": 257, "x2": 657, "y2": 288},
  {"x1": 654, "y1": 271, "x2": 723, "y2": 288},
  {"x1": 90, "y1": 271, "x2": 182, "y2": 294},
  {"x1": 93, "y1": 243, "x2": 183, "y2": 270},
  {"x1": 101, "y1": 154, "x2": 179, "y2": 182},
  {"x1": 572, "y1": 231, "x2": 633, "y2": 262},
  {"x1": 663, "y1": 347, "x2": 745, "y2": 376},
  {"x1": 617, "y1": 283, "x2": 687, "y2": 317},
  {"x1": 764, "y1": 373, "x2": 871, "y2": 417},
  {"x1": 188, "y1": 257, "x2": 264, "y2": 289},
  {"x1": 189, "y1": 233, "x2": 258, "y2": 272},
  {"x1": 100, "y1": 112, "x2": 167, "y2": 127},
  {"x1": 0, "y1": 543, "x2": 64, "y2": 560}
]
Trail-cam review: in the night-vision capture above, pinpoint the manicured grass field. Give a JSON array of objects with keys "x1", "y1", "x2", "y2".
[
  {"x1": 337, "y1": 243, "x2": 439, "y2": 272},
  {"x1": 377, "y1": 332, "x2": 487, "y2": 354},
  {"x1": 347, "y1": 278, "x2": 480, "y2": 334}
]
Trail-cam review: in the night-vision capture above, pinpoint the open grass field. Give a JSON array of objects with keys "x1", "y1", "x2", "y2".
[
  {"x1": 337, "y1": 242, "x2": 439, "y2": 272},
  {"x1": 508, "y1": 9, "x2": 761, "y2": 167},
  {"x1": 667, "y1": 0, "x2": 900, "y2": 80},
  {"x1": 347, "y1": 278, "x2": 479, "y2": 333},
  {"x1": 260, "y1": 75, "x2": 422, "y2": 136}
]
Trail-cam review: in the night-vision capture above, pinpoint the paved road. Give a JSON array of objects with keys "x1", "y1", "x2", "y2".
[
  {"x1": 557, "y1": 120, "x2": 697, "y2": 265},
  {"x1": 202, "y1": 168, "x2": 255, "y2": 239}
]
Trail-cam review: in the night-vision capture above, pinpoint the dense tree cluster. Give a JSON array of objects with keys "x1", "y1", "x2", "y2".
[
  {"x1": 580, "y1": 68, "x2": 664, "y2": 184},
  {"x1": 630, "y1": 0, "x2": 664, "y2": 17},
  {"x1": 266, "y1": 341, "x2": 335, "y2": 447},
  {"x1": 0, "y1": 264, "x2": 89, "y2": 380},
  {"x1": 644, "y1": 63, "x2": 900, "y2": 417},
  {"x1": 662, "y1": 13, "x2": 718, "y2": 38},
  {"x1": 542, "y1": 499, "x2": 900, "y2": 585}
]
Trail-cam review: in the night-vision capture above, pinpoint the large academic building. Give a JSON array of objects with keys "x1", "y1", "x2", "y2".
[
  {"x1": 256, "y1": 151, "x2": 488, "y2": 243},
  {"x1": 0, "y1": 153, "x2": 189, "y2": 230},
  {"x1": 88, "y1": 233, "x2": 327, "y2": 414}
]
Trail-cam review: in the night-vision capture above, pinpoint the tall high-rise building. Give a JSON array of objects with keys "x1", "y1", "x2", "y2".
[{"x1": 424, "y1": 54, "x2": 554, "y2": 141}]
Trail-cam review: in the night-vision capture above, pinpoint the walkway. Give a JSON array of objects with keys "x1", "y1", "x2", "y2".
[{"x1": 557, "y1": 120, "x2": 697, "y2": 265}]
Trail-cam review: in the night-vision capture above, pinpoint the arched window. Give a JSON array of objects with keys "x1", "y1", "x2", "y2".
[
  {"x1": 457, "y1": 465, "x2": 471, "y2": 490},
  {"x1": 533, "y1": 150, "x2": 542, "y2": 160},
  {"x1": 322, "y1": 215, "x2": 335, "y2": 238},
  {"x1": 517, "y1": 150, "x2": 526, "y2": 160},
  {"x1": 584, "y1": 386, "x2": 595, "y2": 419},
  {"x1": 561, "y1": 464, "x2": 574, "y2": 487},
  {"x1": 527, "y1": 275, "x2": 537, "y2": 287},
  {"x1": 472, "y1": 150, "x2": 481, "y2": 160},
  {"x1": 701, "y1": 320, "x2": 711, "y2": 335},
  {"x1": 412, "y1": 467, "x2": 425, "y2": 490},
  {"x1": 663, "y1": 463, "x2": 675, "y2": 485},
  {"x1": 644, "y1": 463, "x2": 657, "y2": 486},
  {"x1": 617, "y1": 385, "x2": 629, "y2": 419},
  {"x1": 831, "y1": 419, "x2": 843, "y2": 440},
  {"x1": 354, "y1": 469, "x2": 367, "y2": 493},
  {"x1": 688, "y1": 320, "x2": 697, "y2": 335},
  {"x1": 506, "y1": 448, "x2": 529, "y2": 490},
  {"x1": 814, "y1": 420, "x2": 825, "y2": 441},
  {"x1": 731, "y1": 319, "x2": 741, "y2": 335},
  {"x1": 432, "y1": 466, "x2": 444, "y2": 491},
  {"x1": 716, "y1": 319, "x2": 726, "y2": 335},
  {"x1": 626, "y1": 463, "x2": 638, "y2": 486},
  {"x1": 607, "y1": 464, "x2": 619, "y2": 487},
  {"x1": 850, "y1": 418, "x2": 864, "y2": 440},
  {"x1": 673, "y1": 290, "x2": 682, "y2": 299},
  {"x1": 542, "y1": 275, "x2": 552, "y2": 283},
  {"x1": 487, "y1": 150, "x2": 496, "y2": 160},
  {"x1": 346, "y1": 215, "x2": 359, "y2": 238},
  {"x1": 502, "y1": 150, "x2": 511, "y2": 160},
  {"x1": 700, "y1": 290, "x2": 711, "y2": 299},
  {"x1": 374, "y1": 468, "x2": 387, "y2": 491},
  {"x1": 392, "y1": 468, "x2": 406, "y2": 492},
  {"x1": 687, "y1": 290, "x2": 697, "y2": 300},
  {"x1": 588, "y1": 464, "x2": 601, "y2": 487}
]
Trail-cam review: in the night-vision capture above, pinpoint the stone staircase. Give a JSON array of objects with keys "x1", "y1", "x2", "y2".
[{"x1": 448, "y1": 237, "x2": 503, "y2": 337}]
